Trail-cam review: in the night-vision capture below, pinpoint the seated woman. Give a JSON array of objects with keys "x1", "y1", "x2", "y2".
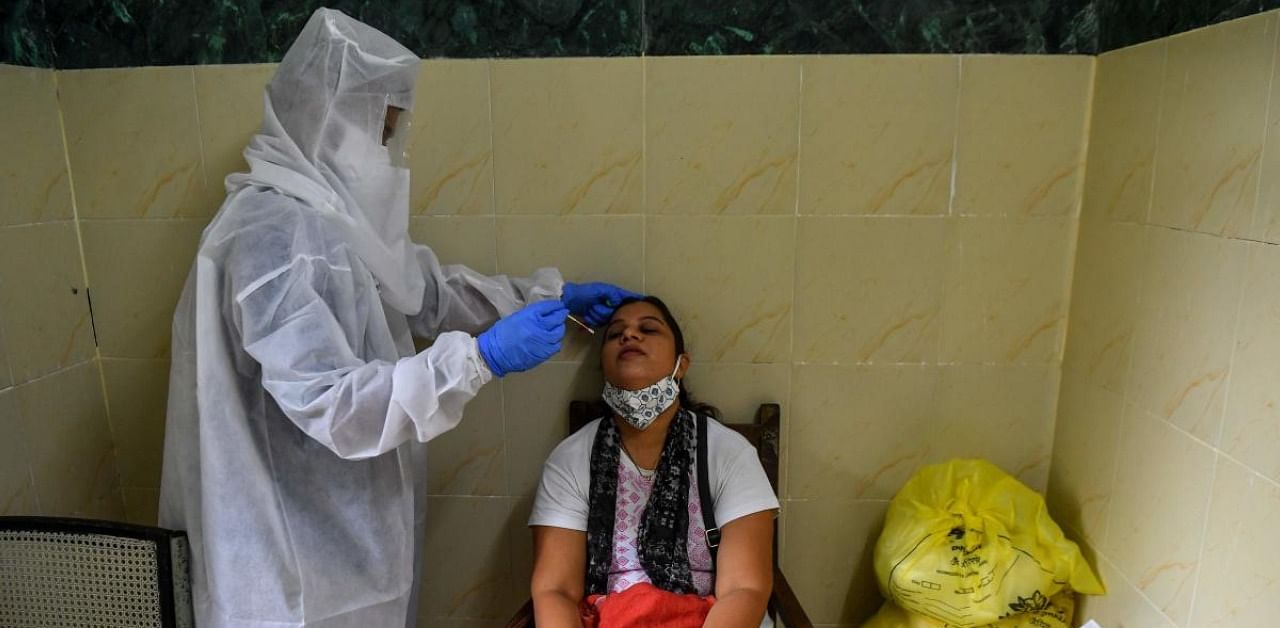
[{"x1": 529, "y1": 296, "x2": 780, "y2": 628}]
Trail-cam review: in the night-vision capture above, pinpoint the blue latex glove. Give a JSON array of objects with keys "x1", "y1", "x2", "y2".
[
  {"x1": 477, "y1": 300, "x2": 568, "y2": 377},
  {"x1": 561, "y1": 282, "x2": 642, "y2": 327}
]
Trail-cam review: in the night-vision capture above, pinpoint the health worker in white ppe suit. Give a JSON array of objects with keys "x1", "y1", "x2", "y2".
[{"x1": 158, "y1": 8, "x2": 637, "y2": 628}]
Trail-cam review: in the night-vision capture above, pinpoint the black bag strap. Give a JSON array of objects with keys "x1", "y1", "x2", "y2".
[{"x1": 696, "y1": 414, "x2": 720, "y2": 566}]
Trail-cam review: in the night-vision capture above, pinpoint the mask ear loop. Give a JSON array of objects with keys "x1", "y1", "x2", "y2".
[{"x1": 671, "y1": 355, "x2": 683, "y2": 380}]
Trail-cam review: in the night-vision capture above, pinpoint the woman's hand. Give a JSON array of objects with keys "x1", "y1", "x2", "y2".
[
  {"x1": 531, "y1": 526, "x2": 588, "y2": 628},
  {"x1": 704, "y1": 511, "x2": 775, "y2": 628}
]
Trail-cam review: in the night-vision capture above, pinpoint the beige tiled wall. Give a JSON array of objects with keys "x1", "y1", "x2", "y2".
[
  {"x1": 55, "y1": 63, "x2": 251, "y2": 526},
  {"x1": 1, "y1": 51, "x2": 1091, "y2": 627},
  {"x1": 408, "y1": 54, "x2": 1091, "y2": 626},
  {"x1": 1049, "y1": 10, "x2": 1280, "y2": 628},
  {"x1": 0, "y1": 64, "x2": 123, "y2": 520}
]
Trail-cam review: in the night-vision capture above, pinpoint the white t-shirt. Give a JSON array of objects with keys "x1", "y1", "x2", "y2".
[{"x1": 529, "y1": 415, "x2": 780, "y2": 595}]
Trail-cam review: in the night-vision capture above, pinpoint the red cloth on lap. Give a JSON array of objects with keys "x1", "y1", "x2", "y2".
[{"x1": 580, "y1": 582, "x2": 716, "y2": 628}]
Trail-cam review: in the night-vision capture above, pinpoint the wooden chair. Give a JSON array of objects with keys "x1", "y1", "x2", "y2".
[{"x1": 506, "y1": 401, "x2": 813, "y2": 628}]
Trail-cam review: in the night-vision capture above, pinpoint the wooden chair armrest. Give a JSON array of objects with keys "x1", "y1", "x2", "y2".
[
  {"x1": 505, "y1": 598, "x2": 535, "y2": 628},
  {"x1": 770, "y1": 566, "x2": 814, "y2": 628}
]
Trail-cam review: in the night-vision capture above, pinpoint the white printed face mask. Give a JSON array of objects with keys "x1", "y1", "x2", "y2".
[{"x1": 602, "y1": 357, "x2": 682, "y2": 431}]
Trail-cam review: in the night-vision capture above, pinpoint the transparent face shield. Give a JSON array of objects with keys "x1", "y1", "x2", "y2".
[{"x1": 382, "y1": 104, "x2": 412, "y2": 169}]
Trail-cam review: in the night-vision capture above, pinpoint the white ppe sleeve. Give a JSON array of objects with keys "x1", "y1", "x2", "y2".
[
  {"x1": 408, "y1": 243, "x2": 564, "y2": 338},
  {"x1": 235, "y1": 255, "x2": 492, "y2": 460}
]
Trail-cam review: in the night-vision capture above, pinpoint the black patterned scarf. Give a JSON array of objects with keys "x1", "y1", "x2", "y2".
[{"x1": 585, "y1": 408, "x2": 697, "y2": 595}]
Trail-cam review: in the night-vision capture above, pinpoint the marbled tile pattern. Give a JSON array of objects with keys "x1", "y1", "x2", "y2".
[
  {"x1": 1147, "y1": 13, "x2": 1274, "y2": 237},
  {"x1": 0, "y1": 65, "x2": 72, "y2": 226},
  {"x1": 1050, "y1": 10, "x2": 1280, "y2": 628},
  {"x1": 0, "y1": 54, "x2": 1090, "y2": 624},
  {"x1": 7, "y1": 0, "x2": 1280, "y2": 67},
  {"x1": 15, "y1": 362, "x2": 125, "y2": 520},
  {"x1": 11, "y1": 7, "x2": 1280, "y2": 626},
  {"x1": 0, "y1": 64, "x2": 126, "y2": 523}
]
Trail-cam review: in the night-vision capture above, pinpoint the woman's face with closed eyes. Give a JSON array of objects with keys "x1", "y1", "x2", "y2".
[{"x1": 600, "y1": 301, "x2": 688, "y2": 390}]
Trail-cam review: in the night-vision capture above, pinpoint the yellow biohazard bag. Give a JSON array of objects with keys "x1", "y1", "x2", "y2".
[
  {"x1": 863, "y1": 590, "x2": 1075, "y2": 628},
  {"x1": 872, "y1": 459, "x2": 1103, "y2": 628}
]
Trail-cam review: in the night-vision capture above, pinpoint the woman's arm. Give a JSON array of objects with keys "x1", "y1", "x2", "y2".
[
  {"x1": 704, "y1": 511, "x2": 775, "y2": 628},
  {"x1": 531, "y1": 526, "x2": 588, "y2": 628}
]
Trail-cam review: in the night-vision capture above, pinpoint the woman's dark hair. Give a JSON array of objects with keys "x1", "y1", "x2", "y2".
[{"x1": 604, "y1": 296, "x2": 721, "y2": 420}]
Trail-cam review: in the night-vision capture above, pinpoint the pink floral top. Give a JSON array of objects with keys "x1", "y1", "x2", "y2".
[{"x1": 607, "y1": 456, "x2": 715, "y2": 596}]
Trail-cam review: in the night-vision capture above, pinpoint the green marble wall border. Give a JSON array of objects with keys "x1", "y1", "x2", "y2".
[
  {"x1": 2, "y1": 1, "x2": 1280, "y2": 68},
  {"x1": 1098, "y1": 0, "x2": 1280, "y2": 51},
  {"x1": 644, "y1": 0, "x2": 1097, "y2": 55}
]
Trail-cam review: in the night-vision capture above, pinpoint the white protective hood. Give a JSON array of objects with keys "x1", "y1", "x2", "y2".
[{"x1": 228, "y1": 7, "x2": 424, "y2": 314}]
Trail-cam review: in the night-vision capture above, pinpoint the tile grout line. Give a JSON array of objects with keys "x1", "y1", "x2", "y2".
[
  {"x1": 1210, "y1": 236, "x2": 1254, "y2": 451},
  {"x1": 17, "y1": 362, "x2": 106, "y2": 515},
  {"x1": 1154, "y1": 404, "x2": 1280, "y2": 492},
  {"x1": 1096, "y1": 546, "x2": 1180, "y2": 626},
  {"x1": 641, "y1": 54, "x2": 648, "y2": 292},
  {"x1": 1245, "y1": 13, "x2": 1280, "y2": 238},
  {"x1": 1, "y1": 243, "x2": 35, "y2": 507},
  {"x1": 482, "y1": 58, "x2": 518, "y2": 591},
  {"x1": 486, "y1": 60, "x2": 501, "y2": 273},
  {"x1": 1142, "y1": 41, "x2": 1169, "y2": 225},
  {"x1": 17, "y1": 360, "x2": 42, "y2": 511},
  {"x1": 937, "y1": 55, "x2": 963, "y2": 365},
  {"x1": 1139, "y1": 218, "x2": 1280, "y2": 249},
  {"x1": 52, "y1": 70, "x2": 94, "y2": 353},
  {"x1": 498, "y1": 374, "x2": 516, "y2": 607},
  {"x1": 51, "y1": 71, "x2": 122, "y2": 515},
  {"x1": 1184, "y1": 452, "x2": 1222, "y2": 627},
  {"x1": 947, "y1": 55, "x2": 962, "y2": 218},
  {"x1": 5, "y1": 358, "x2": 98, "y2": 388},
  {"x1": 0, "y1": 293, "x2": 12, "y2": 390},
  {"x1": 1214, "y1": 445, "x2": 1280, "y2": 491},
  {"x1": 66, "y1": 217, "x2": 209, "y2": 223},
  {"x1": 1045, "y1": 57, "x2": 1098, "y2": 488},
  {"x1": 190, "y1": 67, "x2": 212, "y2": 201},
  {"x1": 25, "y1": 461, "x2": 41, "y2": 513},
  {"x1": 793, "y1": 59, "x2": 803, "y2": 218},
  {"x1": 1099, "y1": 229, "x2": 1149, "y2": 552},
  {"x1": 0, "y1": 218, "x2": 80, "y2": 229},
  {"x1": 783, "y1": 60, "x2": 803, "y2": 509},
  {"x1": 1100, "y1": 40, "x2": 1198, "y2": 555},
  {"x1": 1226, "y1": 233, "x2": 1280, "y2": 246},
  {"x1": 396, "y1": 212, "x2": 1027, "y2": 222},
  {"x1": 1070, "y1": 56, "x2": 1099, "y2": 221},
  {"x1": 98, "y1": 356, "x2": 170, "y2": 364},
  {"x1": 781, "y1": 347, "x2": 795, "y2": 551},
  {"x1": 1140, "y1": 377, "x2": 1280, "y2": 625}
]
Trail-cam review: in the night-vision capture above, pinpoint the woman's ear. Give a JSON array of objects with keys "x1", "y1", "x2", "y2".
[{"x1": 676, "y1": 353, "x2": 691, "y2": 380}]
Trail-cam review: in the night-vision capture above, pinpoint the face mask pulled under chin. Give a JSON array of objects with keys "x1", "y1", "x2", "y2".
[{"x1": 602, "y1": 357, "x2": 683, "y2": 431}]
